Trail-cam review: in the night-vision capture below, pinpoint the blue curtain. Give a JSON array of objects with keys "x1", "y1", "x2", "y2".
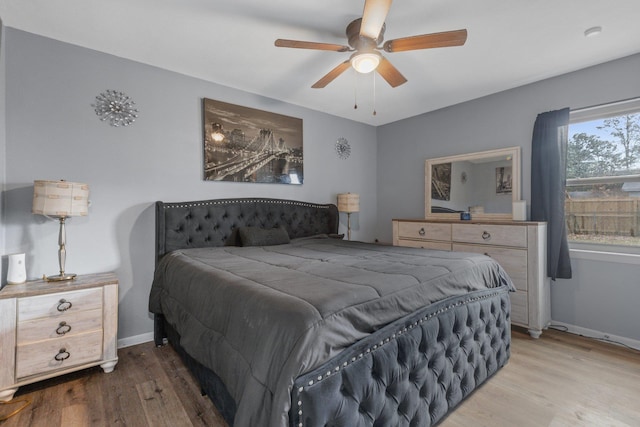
[{"x1": 531, "y1": 108, "x2": 572, "y2": 280}]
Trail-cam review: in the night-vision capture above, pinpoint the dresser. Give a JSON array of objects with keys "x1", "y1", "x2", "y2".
[
  {"x1": 0, "y1": 272, "x2": 118, "y2": 401},
  {"x1": 393, "y1": 219, "x2": 550, "y2": 338}
]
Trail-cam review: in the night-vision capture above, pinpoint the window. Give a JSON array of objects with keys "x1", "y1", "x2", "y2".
[{"x1": 567, "y1": 98, "x2": 640, "y2": 249}]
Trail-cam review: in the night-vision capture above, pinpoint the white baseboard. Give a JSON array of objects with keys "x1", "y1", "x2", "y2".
[
  {"x1": 116, "y1": 323, "x2": 640, "y2": 353},
  {"x1": 550, "y1": 321, "x2": 640, "y2": 351},
  {"x1": 117, "y1": 332, "x2": 154, "y2": 349}
]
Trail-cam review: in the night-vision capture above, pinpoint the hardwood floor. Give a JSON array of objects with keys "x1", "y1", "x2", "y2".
[
  {"x1": 1, "y1": 340, "x2": 225, "y2": 426},
  {"x1": 2, "y1": 328, "x2": 639, "y2": 426}
]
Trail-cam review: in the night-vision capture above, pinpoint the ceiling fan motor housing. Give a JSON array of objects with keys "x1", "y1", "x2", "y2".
[{"x1": 347, "y1": 18, "x2": 385, "y2": 50}]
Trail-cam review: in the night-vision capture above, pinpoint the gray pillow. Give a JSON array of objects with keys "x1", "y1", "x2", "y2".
[{"x1": 238, "y1": 226, "x2": 290, "y2": 247}]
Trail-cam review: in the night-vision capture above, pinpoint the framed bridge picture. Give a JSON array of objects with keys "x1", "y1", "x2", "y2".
[
  {"x1": 495, "y1": 166, "x2": 512, "y2": 194},
  {"x1": 203, "y1": 98, "x2": 304, "y2": 184}
]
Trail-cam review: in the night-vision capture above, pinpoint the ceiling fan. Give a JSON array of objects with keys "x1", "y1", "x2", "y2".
[{"x1": 274, "y1": 0, "x2": 467, "y2": 89}]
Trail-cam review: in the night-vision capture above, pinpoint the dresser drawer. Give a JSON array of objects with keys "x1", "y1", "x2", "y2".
[
  {"x1": 453, "y1": 243, "x2": 528, "y2": 292},
  {"x1": 398, "y1": 222, "x2": 451, "y2": 241},
  {"x1": 18, "y1": 288, "x2": 102, "y2": 322},
  {"x1": 452, "y1": 223, "x2": 527, "y2": 248},
  {"x1": 17, "y1": 309, "x2": 103, "y2": 345},
  {"x1": 16, "y1": 331, "x2": 104, "y2": 379},
  {"x1": 397, "y1": 238, "x2": 452, "y2": 251},
  {"x1": 510, "y1": 291, "x2": 529, "y2": 326}
]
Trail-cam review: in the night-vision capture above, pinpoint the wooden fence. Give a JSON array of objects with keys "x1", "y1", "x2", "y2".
[{"x1": 565, "y1": 198, "x2": 640, "y2": 237}]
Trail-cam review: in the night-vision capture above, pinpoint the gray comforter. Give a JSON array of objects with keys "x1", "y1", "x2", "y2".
[{"x1": 149, "y1": 237, "x2": 513, "y2": 427}]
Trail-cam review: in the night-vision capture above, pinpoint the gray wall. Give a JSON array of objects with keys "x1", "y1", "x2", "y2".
[
  {"x1": 1, "y1": 29, "x2": 377, "y2": 342},
  {"x1": 555, "y1": 256, "x2": 639, "y2": 340},
  {"x1": 0, "y1": 20, "x2": 6, "y2": 280},
  {"x1": 376, "y1": 53, "x2": 640, "y2": 342}
]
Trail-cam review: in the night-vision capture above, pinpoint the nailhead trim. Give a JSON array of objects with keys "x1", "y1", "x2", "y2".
[
  {"x1": 293, "y1": 290, "x2": 504, "y2": 426},
  {"x1": 163, "y1": 199, "x2": 333, "y2": 210}
]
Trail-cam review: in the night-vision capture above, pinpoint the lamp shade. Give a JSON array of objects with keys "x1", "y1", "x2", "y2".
[
  {"x1": 337, "y1": 193, "x2": 360, "y2": 213},
  {"x1": 32, "y1": 180, "x2": 89, "y2": 217},
  {"x1": 350, "y1": 52, "x2": 381, "y2": 74}
]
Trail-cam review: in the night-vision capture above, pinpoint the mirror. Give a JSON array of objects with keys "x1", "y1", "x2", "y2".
[{"x1": 425, "y1": 146, "x2": 521, "y2": 220}]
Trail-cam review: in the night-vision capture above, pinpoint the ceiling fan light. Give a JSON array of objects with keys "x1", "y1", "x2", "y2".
[{"x1": 351, "y1": 52, "x2": 381, "y2": 74}]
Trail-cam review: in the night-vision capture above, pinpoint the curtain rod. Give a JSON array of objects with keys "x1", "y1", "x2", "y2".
[{"x1": 571, "y1": 95, "x2": 640, "y2": 113}]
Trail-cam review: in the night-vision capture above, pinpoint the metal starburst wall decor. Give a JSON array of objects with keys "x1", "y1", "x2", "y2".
[
  {"x1": 335, "y1": 137, "x2": 351, "y2": 159},
  {"x1": 92, "y1": 90, "x2": 139, "y2": 127}
]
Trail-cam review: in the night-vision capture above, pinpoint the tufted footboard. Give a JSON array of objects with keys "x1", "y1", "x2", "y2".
[{"x1": 290, "y1": 286, "x2": 511, "y2": 427}]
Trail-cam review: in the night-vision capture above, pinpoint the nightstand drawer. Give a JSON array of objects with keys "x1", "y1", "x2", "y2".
[
  {"x1": 398, "y1": 222, "x2": 451, "y2": 241},
  {"x1": 452, "y1": 224, "x2": 527, "y2": 247},
  {"x1": 17, "y1": 309, "x2": 103, "y2": 344},
  {"x1": 18, "y1": 288, "x2": 102, "y2": 322},
  {"x1": 16, "y1": 331, "x2": 104, "y2": 379}
]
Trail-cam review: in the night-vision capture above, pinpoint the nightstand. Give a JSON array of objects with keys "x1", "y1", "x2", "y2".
[{"x1": 0, "y1": 272, "x2": 118, "y2": 401}]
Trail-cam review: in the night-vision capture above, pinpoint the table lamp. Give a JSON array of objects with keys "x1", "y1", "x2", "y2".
[
  {"x1": 337, "y1": 193, "x2": 359, "y2": 240},
  {"x1": 32, "y1": 180, "x2": 89, "y2": 281}
]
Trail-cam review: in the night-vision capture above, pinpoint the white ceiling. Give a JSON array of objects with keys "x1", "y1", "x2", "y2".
[{"x1": 2, "y1": 0, "x2": 640, "y2": 125}]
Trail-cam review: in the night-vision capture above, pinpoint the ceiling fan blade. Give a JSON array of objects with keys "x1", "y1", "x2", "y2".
[
  {"x1": 383, "y1": 29, "x2": 467, "y2": 52},
  {"x1": 312, "y1": 61, "x2": 352, "y2": 88},
  {"x1": 360, "y1": 0, "x2": 393, "y2": 39},
  {"x1": 376, "y1": 57, "x2": 407, "y2": 88},
  {"x1": 275, "y1": 39, "x2": 351, "y2": 52}
]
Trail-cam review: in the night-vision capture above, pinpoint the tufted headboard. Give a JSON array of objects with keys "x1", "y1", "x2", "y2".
[{"x1": 155, "y1": 198, "x2": 339, "y2": 264}]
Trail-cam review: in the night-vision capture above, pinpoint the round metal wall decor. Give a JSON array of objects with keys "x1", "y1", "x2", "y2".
[
  {"x1": 92, "y1": 90, "x2": 139, "y2": 127},
  {"x1": 335, "y1": 137, "x2": 351, "y2": 159}
]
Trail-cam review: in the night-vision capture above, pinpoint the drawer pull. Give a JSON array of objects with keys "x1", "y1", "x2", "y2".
[
  {"x1": 482, "y1": 231, "x2": 491, "y2": 240},
  {"x1": 57, "y1": 299, "x2": 73, "y2": 312},
  {"x1": 418, "y1": 228, "x2": 426, "y2": 236},
  {"x1": 54, "y1": 348, "x2": 71, "y2": 361},
  {"x1": 56, "y1": 321, "x2": 72, "y2": 335}
]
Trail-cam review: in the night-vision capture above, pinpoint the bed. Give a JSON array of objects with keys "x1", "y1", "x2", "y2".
[{"x1": 149, "y1": 198, "x2": 513, "y2": 427}]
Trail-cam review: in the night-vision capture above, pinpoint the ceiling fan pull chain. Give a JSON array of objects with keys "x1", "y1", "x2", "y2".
[
  {"x1": 354, "y1": 69, "x2": 358, "y2": 110},
  {"x1": 373, "y1": 72, "x2": 377, "y2": 116}
]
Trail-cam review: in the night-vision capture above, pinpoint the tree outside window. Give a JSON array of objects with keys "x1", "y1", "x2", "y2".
[{"x1": 566, "y1": 110, "x2": 640, "y2": 247}]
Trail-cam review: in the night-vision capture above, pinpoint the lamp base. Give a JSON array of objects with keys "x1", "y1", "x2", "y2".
[{"x1": 45, "y1": 273, "x2": 77, "y2": 282}]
